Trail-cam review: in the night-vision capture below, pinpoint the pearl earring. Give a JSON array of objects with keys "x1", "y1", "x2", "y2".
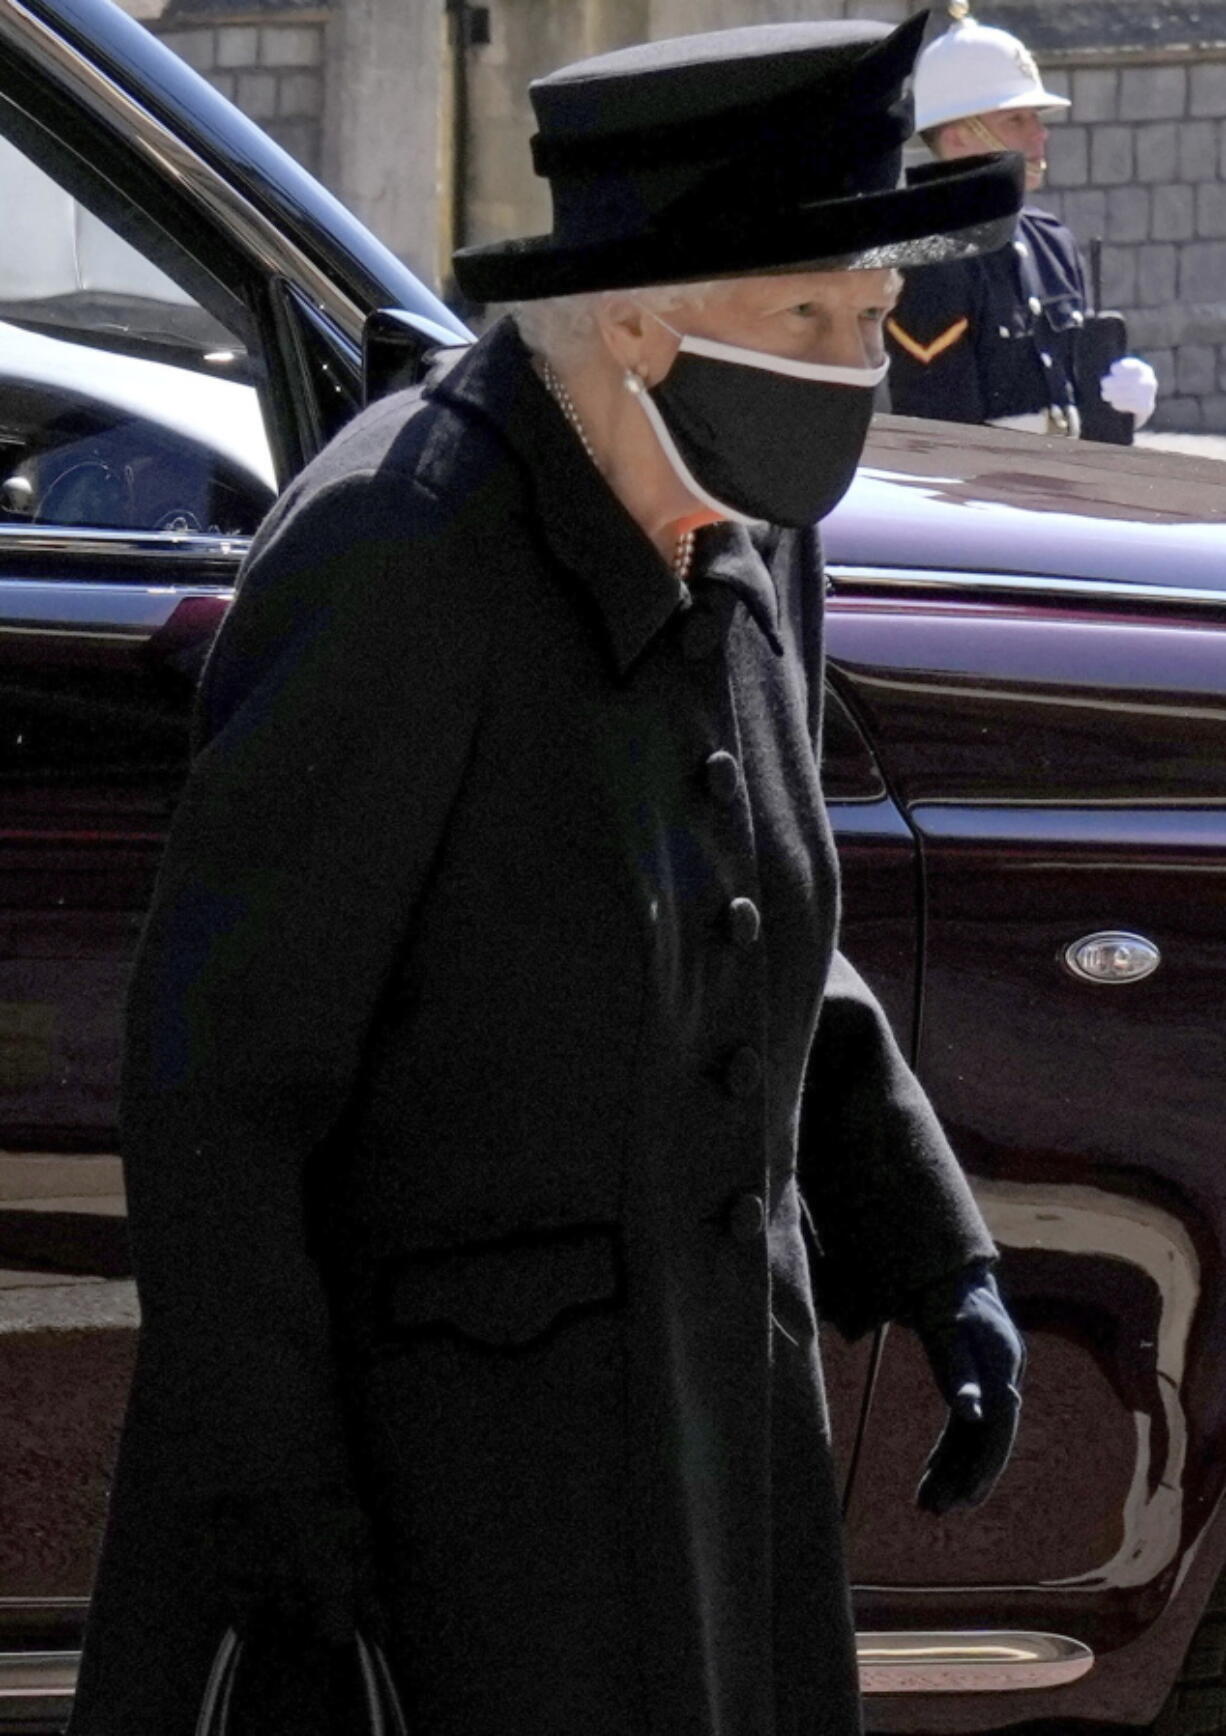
[{"x1": 624, "y1": 368, "x2": 646, "y2": 394}]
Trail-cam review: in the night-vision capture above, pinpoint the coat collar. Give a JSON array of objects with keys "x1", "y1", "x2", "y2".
[
  {"x1": 697, "y1": 522, "x2": 783, "y2": 655},
  {"x1": 425, "y1": 318, "x2": 781, "y2": 674}
]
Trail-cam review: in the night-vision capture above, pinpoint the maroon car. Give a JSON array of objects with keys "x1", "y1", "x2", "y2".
[
  {"x1": 3, "y1": 0, "x2": 1226, "y2": 1728},
  {"x1": 822, "y1": 424, "x2": 1226, "y2": 1731}
]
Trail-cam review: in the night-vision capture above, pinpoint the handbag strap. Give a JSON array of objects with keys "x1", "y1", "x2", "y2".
[{"x1": 196, "y1": 1628, "x2": 408, "y2": 1736}]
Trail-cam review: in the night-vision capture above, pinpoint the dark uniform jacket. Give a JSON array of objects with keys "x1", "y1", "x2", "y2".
[
  {"x1": 69, "y1": 318, "x2": 995, "y2": 1736},
  {"x1": 886, "y1": 205, "x2": 1088, "y2": 429}
]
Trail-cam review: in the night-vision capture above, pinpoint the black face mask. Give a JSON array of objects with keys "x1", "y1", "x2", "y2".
[{"x1": 633, "y1": 325, "x2": 888, "y2": 528}]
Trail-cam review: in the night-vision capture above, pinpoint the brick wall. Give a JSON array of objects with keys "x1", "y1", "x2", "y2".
[
  {"x1": 1038, "y1": 50, "x2": 1226, "y2": 432},
  {"x1": 152, "y1": 7, "x2": 328, "y2": 176}
]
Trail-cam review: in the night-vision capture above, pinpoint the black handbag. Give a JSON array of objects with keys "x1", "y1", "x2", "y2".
[
  {"x1": 1077, "y1": 238, "x2": 1134, "y2": 446},
  {"x1": 195, "y1": 1627, "x2": 408, "y2": 1736},
  {"x1": 1075, "y1": 310, "x2": 1134, "y2": 445}
]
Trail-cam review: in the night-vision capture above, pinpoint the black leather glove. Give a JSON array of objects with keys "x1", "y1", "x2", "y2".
[
  {"x1": 209, "y1": 1484, "x2": 382, "y2": 1646},
  {"x1": 903, "y1": 1261, "x2": 1025, "y2": 1517}
]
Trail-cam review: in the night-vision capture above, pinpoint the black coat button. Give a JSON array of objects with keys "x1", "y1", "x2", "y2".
[
  {"x1": 682, "y1": 608, "x2": 722, "y2": 661},
  {"x1": 728, "y1": 1191, "x2": 766, "y2": 1241},
  {"x1": 726, "y1": 897, "x2": 761, "y2": 948},
  {"x1": 724, "y1": 1044, "x2": 762, "y2": 1098},
  {"x1": 704, "y1": 751, "x2": 740, "y2": 805}
]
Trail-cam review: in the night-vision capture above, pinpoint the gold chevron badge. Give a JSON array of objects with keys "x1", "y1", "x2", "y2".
[{"x1": 886, "y1": 315, "x2": 969, "y2": 365}]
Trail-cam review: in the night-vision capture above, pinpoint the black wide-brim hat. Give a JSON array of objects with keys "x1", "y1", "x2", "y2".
[{"x1": 453, "y1": 11, "x2": 1024, "y2": 304}]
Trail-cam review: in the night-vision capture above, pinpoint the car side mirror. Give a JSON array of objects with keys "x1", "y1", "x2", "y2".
[{"x1": 362, "y1": 308, "x2": 468, "y2": 405}]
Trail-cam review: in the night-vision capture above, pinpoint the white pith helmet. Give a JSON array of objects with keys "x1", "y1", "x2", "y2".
[{"x1": 913, "y1": 1, "x2": 1071, "y2": 134}]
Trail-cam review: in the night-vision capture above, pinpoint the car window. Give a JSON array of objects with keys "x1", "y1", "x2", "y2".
[{"x1": 0, "y1": 132, "x2": 275, "y2": 537}]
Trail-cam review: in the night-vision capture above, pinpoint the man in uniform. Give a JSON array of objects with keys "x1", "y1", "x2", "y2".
[{"x1": 886, "y1": 1, "x2": 1158, "y2": 439}]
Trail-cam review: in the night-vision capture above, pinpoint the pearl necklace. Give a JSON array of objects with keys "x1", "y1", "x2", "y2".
[{"x1": 542, "y1": 359, "x2": 695, "y2": 584}]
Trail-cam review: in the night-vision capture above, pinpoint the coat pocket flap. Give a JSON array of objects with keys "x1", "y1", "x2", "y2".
[{"x1": 383, "y1": 1225, "x2": 622, "y2": 1349}]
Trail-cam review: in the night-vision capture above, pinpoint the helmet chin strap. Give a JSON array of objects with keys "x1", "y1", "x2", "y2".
[
  {"x1": 964, "y1": 112, "x2": 1005, "y2": 150},
  {"x1": 962, "y1": 111, "x2": 1046, "y2": 180}
]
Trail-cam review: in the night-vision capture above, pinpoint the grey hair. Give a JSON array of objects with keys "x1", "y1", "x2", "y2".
[{"x1": 510, "y1": 280, "x2": 734, "y2": 367}]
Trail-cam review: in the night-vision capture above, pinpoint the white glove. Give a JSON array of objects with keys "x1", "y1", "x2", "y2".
[{"x1": 1099, "y1": 356, "x2": 1158, "y2": 428}]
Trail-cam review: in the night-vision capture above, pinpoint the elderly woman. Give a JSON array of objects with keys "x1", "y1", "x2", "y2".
[{"x1": 69, "y1": 15, "x2": 1026, "y2": 1736}]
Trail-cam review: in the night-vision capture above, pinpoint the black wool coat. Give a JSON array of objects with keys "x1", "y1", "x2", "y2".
[{"x1": 69, "y1": 319, "x2": 994, "y2": 1736}]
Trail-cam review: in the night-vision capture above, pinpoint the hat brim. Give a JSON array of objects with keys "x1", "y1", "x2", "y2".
[
  {"x1": 454, "y1": 151, "x2": 1025, "y2": 303},
  {"x1": 987, "y1": 90, "x2": 1072, "y2": 115},
  {"x1": 920, "y1": 91, "x2": 1071, "y2": 129}
]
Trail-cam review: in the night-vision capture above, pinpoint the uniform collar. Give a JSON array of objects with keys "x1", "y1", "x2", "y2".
[{"x1": 426, "y1": 318, "x2": 781, "y2": 674}]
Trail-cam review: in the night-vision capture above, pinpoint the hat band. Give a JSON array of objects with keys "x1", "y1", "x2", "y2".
[
  {"x1": 532, "y1": 89, "x2": 910, "y2": 180},
  {"x1": 547, "y1": 141, "x2": 904, "y2": 259},
  {"x1": 546, "y1": 105, "x2": 906, "y2": 255}
]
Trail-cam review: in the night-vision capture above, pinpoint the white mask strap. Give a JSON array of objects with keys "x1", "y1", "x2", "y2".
[
  {"x1": 632, "y1": 388, "x2": 758, "y2": 526},
  {"x1": 639, "y1": 304, "x2": 889, "y2": 389}
]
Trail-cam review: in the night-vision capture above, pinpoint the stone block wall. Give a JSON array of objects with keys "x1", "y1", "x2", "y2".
[
  {"x1": 152, "y1": 7, "x2": 327, "y2": 176},
  {"x1": 142, "y1": 0, "x2": 446, "y2": 286},
  {"x1": 1039, "y1": 51, "x2": 1226, "y2": 431}
]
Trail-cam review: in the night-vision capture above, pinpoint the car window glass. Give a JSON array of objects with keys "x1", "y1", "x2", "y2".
[{"x1": 0, "y1": 132, "x2": 275, "y2": 537}]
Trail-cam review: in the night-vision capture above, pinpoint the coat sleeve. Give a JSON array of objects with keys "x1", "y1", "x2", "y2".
[
  {"x1": 120, "y1": 458, "x2": 494, "y2": 1497},
  {"x1": 885, "y1": 260, "x2": 987, "y2": 424},
  {"x1": 798, "y1": 952, "x2": 997, "y2": 1341}
]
